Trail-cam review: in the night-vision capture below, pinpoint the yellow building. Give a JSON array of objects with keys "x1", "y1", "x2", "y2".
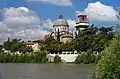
[{"x1": 25, "y1": 40, "x2": 41, "y2": 52}]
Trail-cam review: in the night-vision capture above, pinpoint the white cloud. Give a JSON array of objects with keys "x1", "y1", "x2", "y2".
[
  {"x1": 67, "y1": 19, "x2": 76, "y2": 32},
  {"x1": 28, "y1": 0, "x2": 72, "y2": 6},
  {"x1": 0, "y1": 22, "x2": 6, "y2": 33},
  {"x1": 76, "y1": 1, "x2": 118, "y2": 22},
  {"x1": 0, "y1": 7, "x2": 53, "y2": 43},
  {"x1": 3, "y1": 7, "x2": 41, "y2": 28},
  {"x1": 13, "y1": 28, "x2": 50, "y2": 40},
  {"x1": 42, "y1": 19, "x2": 53, "y2": 31}
]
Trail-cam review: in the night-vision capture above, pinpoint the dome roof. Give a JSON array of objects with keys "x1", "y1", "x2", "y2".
[{"x1": 53, "y1": 15, "x2": 69, "y2": 27}]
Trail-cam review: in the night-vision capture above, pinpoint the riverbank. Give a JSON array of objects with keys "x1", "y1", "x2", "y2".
[{"x1": 0, "y1": 51, "x2": 101, "y2": 64}]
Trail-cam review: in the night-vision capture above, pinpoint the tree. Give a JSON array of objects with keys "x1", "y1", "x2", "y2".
[
  {"x1": 3, "y1": 39, "x2": 33, "y2": 53},
  {"x1": 57, "y1": 29, "x2": 60, "y2": 42},
  {"x1": 91, "y1": 34, "x2": 113, "y2": 52},
  {"x1": 75, "y1": 26, "x2": 113, "y2": 53},
  {"x1": 92, "y1": 38, "x2": 120, "y2": 79},
  {"x1": 0, "y1": 45, "x2": 3, "y2": 52}
]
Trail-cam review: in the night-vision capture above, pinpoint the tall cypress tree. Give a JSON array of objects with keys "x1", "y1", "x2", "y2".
[{"x1": 57, "y1": 29, "x2": 60, "y2": 42}]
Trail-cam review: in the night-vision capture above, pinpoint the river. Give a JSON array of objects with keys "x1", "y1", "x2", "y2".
[{"x1": 0, "y1": 64, "x2": 95, "y2": 79}]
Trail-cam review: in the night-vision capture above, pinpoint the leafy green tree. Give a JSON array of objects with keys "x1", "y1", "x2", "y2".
[
  {"x1": 3, "y1": 38, "x2": 33, "y2": 53},
  {"x1": 57, "y1": 29, "x2": 60, "y2": 42},
  {"x1": 92, "y1": 38, "x2": 120, "y2": 79},
  {"x1": 92, "y1": 34, "x2": 113, "y2": 52},
  {"x1": 75, "y1": 26, "x2": 113, "y2": 53},
  {"x1": 0, "y1": 45, "x2": 3, "y2": 52}
]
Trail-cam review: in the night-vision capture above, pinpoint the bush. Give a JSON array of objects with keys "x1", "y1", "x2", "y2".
[
  {"x1": 0, "y1": 51, "x2": 48, "y2": 63},
  {"x1": 54, "y1": 55, "x2": 61, "y2": 63},
  {"x1": 95, "y1": 53, "x2": 101, "y2": 64},
  {"x1": 75, "y1": 53, "x2": 86, "y2": 64},
  {"x1": 83, "y1": 49, "x2": 94, "y2": 64},
  {"x1": 89, "y1": 54, "x2": 96, "y2": 63},
  {"x1": 92, "y1": 38, "x2": 120, "y2": 79},
  {"x1": 75, "y1": 50, "x2": 97, "y2": 64}
]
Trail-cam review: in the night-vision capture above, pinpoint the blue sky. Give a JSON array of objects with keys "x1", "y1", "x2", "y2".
[
  {"x1": 0, "y1": 0, "x2": 120, "y2": 42},
  {"x1": 0, "y1": 0, "x2": 119, "y2": 20}
]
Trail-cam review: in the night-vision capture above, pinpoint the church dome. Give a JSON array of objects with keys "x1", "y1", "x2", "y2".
[{"x1": 53, "y1": 15, "x2": 69, "y2": 27}]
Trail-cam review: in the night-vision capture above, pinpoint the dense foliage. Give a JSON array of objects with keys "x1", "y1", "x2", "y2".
[
  {"x1": 0, "y1": 45, "x2": 3, "y2": 52},
  {"x1": 92, "y1": 37, "x2": 120, "y2": 79},
  {"x1": 75, "y1": 26, "x2": 113, "y2": 53},
  {"x1": 3, "y1": 38, "x2": 33, "y2": 53},
  {"x1": 75, "y1": 50, "x2": 100, "y2": 64},
  {"x1": 40, "y1": 36, "x2": 75, "y2": 53},
  {"x1": 54, "y1": 55, "x2": 62, "y2": 63},
  {"x1": 0, "y1": 51, "x2": 48, "y2": 63}
]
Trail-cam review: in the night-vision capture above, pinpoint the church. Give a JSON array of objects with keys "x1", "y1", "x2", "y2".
[
  {"x1": 49, "y1": 13, "x2": 89, "y2": 43},
  {"x1": 51, "y1": 15, "x2": 73, "y2": 43}
]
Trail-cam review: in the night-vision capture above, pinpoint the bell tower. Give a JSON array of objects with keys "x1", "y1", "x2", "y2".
[{"x1": 75, "y1": 14, "x2": 89, "y2": 34}]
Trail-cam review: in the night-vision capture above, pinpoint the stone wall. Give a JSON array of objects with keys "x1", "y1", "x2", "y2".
[{"x1": 48, "y1": 53, "x2": 78, "y2": 62}]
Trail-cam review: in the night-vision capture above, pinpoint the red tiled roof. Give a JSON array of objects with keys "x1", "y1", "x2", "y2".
[
  {"x1": 32, "y1": 40, "x2": 42, "y2": 43},
  {"x1": 24, "y1": 42, "x2": 34, "y2": 45}
]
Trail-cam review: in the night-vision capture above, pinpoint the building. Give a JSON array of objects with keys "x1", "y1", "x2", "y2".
[
  {"x1": 51, "y1": 15, "x2": 73, "y2": 43},
  {"x1": 75, "y1": 13, "x2": 89, "y2": 34},
  {"x1": 25, "y1": 40, "x2": 41, "y2": 52}
]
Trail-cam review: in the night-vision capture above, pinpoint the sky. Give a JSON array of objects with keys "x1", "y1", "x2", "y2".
[{"x1": 0, "y1": 0, "x2": 120, "y2": 43}]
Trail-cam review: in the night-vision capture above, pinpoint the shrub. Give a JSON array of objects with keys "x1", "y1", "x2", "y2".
[
  {"x1": 75, "y1": 49, "x2": 96, "y2": 64},
  {"x1": 0, "y1": 51, "x2": 48, "y2": 63},
  {"x1": 75, "y1": 53, "x2": 86, "y2": 64},
  {"x1": 92, "y1": 38, "x2": 120, "y2": 79},
  {"x1": 95, "y1": 53, "x2": 101, "y2": 64},
  {"x1": 83, "y1": 49, "x2": 93, "y2": 64},
  {"x1": 89, "y1": 54, "x2": 96, "y2": 63},
  {"x1": 54, "y1": 55, "x2": 61, "y2": 63}
]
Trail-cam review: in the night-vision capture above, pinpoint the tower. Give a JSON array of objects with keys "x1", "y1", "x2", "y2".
[{"x1": 75, "y1": 14, "x2": 89, "y2": 34}]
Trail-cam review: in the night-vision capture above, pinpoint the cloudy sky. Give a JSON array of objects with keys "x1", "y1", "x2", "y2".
[{"x1": 0, "y1": 0, "x2": 120, "y2": 43}]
